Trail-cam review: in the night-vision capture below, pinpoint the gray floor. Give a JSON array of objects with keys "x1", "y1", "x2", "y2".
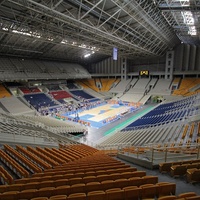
[{"x1": 117, "y1": 157, "x2": 200, "y2": 196}]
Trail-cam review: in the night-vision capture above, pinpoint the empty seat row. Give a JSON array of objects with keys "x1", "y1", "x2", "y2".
[
  {"x1": 0, "y1": 166, "x2": 13, "y2": 185},
  {"x1": 4, "y1": 145, "x2": 42, "y2": 174},
  {"x1": 16, "y1": 145, "x2": 52, "y2": 170},
  {"x1": 3, "y1": 173, "x2": 157, "y2": 192},
  {"x1": 0, "y1": 149, "x2": 29, "y2": 179},
  {"x1": 0, "y1": 182, "x2": 176, "y2": 200},
  {"x1": 158, "y1": 192, "x2": 200, "y2": 200},
  {"x1": 15, "y1": 168, "x2": 139, "y2": 184},
  {"x1": 170, "y1": 163, "x2": 200, "y2": 177},
  {"x1": 186, "y1": 168, "x2": 200, "y2": 183},
  {"x1": 3, "y1": 175, "x2": 155, "y2": 192},
  {"x1": 159, "y1": 159, "x2": 200, "y2": 173}
]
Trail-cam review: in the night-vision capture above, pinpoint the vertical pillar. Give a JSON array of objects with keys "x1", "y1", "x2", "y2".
[
  {"x1": 121, "y1": 57, "x2": 127, "y2": 80},
  {"x1": 165, "y1": 51, "x2": 174, "y2": 79}
]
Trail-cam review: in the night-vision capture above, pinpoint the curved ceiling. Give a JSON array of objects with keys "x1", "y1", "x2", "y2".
[{"x1": 0, "y1": 0, "x2": 199, "y2": 64}]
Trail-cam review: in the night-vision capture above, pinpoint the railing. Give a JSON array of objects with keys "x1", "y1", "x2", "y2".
[{"x1": 94, "y1": 142, "x2": 200, "y2": 164}]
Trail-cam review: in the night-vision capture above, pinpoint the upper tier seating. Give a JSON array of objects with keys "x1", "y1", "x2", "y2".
[
  {"x1": 0, "y1": 58, "x2": 91, "y2": 80},
  {"x1": 100, "y1": 78, "x2": 116, "y2": 92},
  {"x1": 19, "y1": 87, "x2": 41, "y2": 94},
  {"x1": 70, "y1": 90, "x2": 94, "y2": 100},
  {"x1": 124, "y1": 96, "x2": 194, "y2": 129},
  {"x1": 110, "y1": 79, "x2": 132, "y2": 93},
  {"x1": 150, "y1": 79, "x2": 172, "y2": 95},
  {"x1": 24, "y1": 93, "x2": 59, "y2": 110},
  {"x1": 46, "y1": 85, "x2": 61, "y2": 91},
  {"x1": 0, "y1": 84, "x2": 11, "y2": 98},
  {"x1": 76, "y1": 79, "x2": 99, "y2": 92},
  {"x1": 67, "y1": 82, "x2": 79, "y2": 90},
  {"x1": 0, "y1": 96, "x2": 33, "y2": 115},
  {"x1": 129, "y1": 78, "x2": 150, "y2": 94},
  {"x1": 173, "y1": 78, "x2": 200, "y2": 96},
  {"x1": 49, "y1": 91, "x2": 72, "y2": 100}
]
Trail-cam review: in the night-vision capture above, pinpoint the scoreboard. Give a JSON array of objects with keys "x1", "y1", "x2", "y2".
[{"x1": 139, "y1": 70, "x2": 149, "y2": 76}]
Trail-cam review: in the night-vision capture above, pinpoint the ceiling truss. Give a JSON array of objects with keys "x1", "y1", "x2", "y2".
[{"x1": 0, "y1": 0, "x2": 198, "y2": 63}]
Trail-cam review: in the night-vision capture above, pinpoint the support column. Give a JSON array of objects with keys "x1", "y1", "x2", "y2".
[
  {"x1": 121, "y1": 57, "x2": 127, "y2": 80},
  {"x1": 165, "y1": 51, "x2": 174, "y2": 79}
]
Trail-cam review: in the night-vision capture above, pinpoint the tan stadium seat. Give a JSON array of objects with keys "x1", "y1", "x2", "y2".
[
  {"x1": 68, "y1": 177, "x2": 82, "y2": 185},
  {"x1": 19, "y1": 189, "x2": 37, "y2": 199},
  {"x1": 82, "y1": 176, "x2": 96, "y2": 184},
  {"x1": 6, "y1": 183, "x2": 24, "y2": 192},
  {"x1": 185, "y1": 196, "x2": 200, "y2": 200},
  {"x1": 157, "y1": 182, "x2": 176, "y2": 197},
  {"x1": 142, "y1": 176, "x2": 158, "y2": 184},
  {"x1": 109, "y1": 173, "x2": 121, "y2": 180},
  {"x1": 159, "y1": 162, "x2": 173, "y2": 173},
  {"x1": 170, "y1": 164, "x2": 188, "y2": 177},
  {"x1": 0, "y1": 184, "x2": 8, "y2": 193},
  {"x1": 140, "y1": 184, "x2": 158, "y2": 199},
  {"x1": 186, "y1": 169, "x2": 200, "y2": 183},
  {"x1": 101, "y1": 180, "x2": 115, "y2": 190},
  {"x1": 67, "y1": 192, "x2": 87, "y2": 200},
  {"x1": 0, "y1": 191, "x2": 19, "y2": 200},
  {"x1": 128, "y1": 177, "x2": 144, "y2": 187},
  {"x1": 49, "y1": 195, "x2": 67, "y2": 200},
  {"x1": 39, "y1": 180, "x2": 54, "y2": 188},
  {"x1": 23, "y1": 182, "x2": 39, "y2": 190},
  {"x1": 70, "y1": 183, "x2": 86, "y2": 194},
  {"x1": 130, "y1": 171, "x2": 146, "y2": 178},
  {"x1": 54, "y1": 179, "x2": 69, "y2": 187},
  {"x1": 114, "y1": 178, "x2": 129, "y2": 188},
  {"x1": 178, "y1": 192, "x2": 197, "y2": 198},
  {"x1": 85, "y1": 182, "x2": 101, "y2": 193},
  {"x1": 84, "y1": 171, "x2": 96, "y2": 176},
  {"x1": 95, "y1": 170, "x2": 106, "y2": 176},
  {"x1": 74, "y1": 172, "x2": 84, "y2": 178},
  {"x1": 158, "y1": 195, "x2": 177, "y2": 200},
  {"x1": 53, "y1": 185, "x2": 71, "y2": 196},
  {"x1": 119, "y1": 171, "x2": 132, "y2": 179},
  {"x1": 105, "y1": 188, "x2": 124, "y2": 200},
  {"x1": 37, "y1": 187, "x2": 55, "y2": 198},
  {"x1": 123, "y1": 186, "x2": 141, "y2": 200},
  {"x1": 87, "y1": 190, "x2": 106, "y2": 200},
  {"x1": 97, "y1": 174, "x2": 110, "y2": 182},
  {"x1": 51, "y1": 175, "x2": 64, "y2": 181}
]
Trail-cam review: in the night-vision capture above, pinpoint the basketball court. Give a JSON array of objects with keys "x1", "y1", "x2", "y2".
[{"x1": 62, "y1": 103, "x2": 136, "y2": 128}]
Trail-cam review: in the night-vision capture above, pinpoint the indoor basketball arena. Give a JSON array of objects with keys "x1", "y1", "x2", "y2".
[{"x1": 0, "y1": 0, "x2": 200, "y2": 200}]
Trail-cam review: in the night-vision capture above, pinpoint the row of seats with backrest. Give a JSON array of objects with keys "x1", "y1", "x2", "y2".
[
  {"x1": 29, "y1": 192, "x2": 200, "y2": 200},
  {"x1": 4, "y1": 144, "x2": 42, "y2": 174},
  {"x1": 170, "y1": 163, "x2": 200, "y2": 177},
  {"x1": 16, "y1": 145, "x2": 52, "y2": 170},
  {"x1": 158, "y1": 192, "x2": 200, "y2": 200},
  {"x1": 0, "y1": 144, "x2": 100, "y2": 184},
  {"x1": 0, "y1": 149, "x2": 29, "y2": 179},
  {"x1": 26, "y1": 161, "x2": 130, "y2": 176},
  {"x1": 27, "y1": 146, "x2": 60, "y2": 167},
  {"x1": 186, "y1": 168, "x2": 200, "y2": 183},
  {"x1": 15, "y1": 168, "x2": 141, "y2": 184},
  {"x1": 35, "y1": 161, "x2": 132, "y2": 175},
  {"x1": 0, "y1": 166, "x2": 13, "y2": 185},
  {"x1": 43, "y1": 162, "x2": 129, "y2": 174},
  {"x1": 1, "y1": 174, "x2": 158, "y2": 192},
  {"x1": 0, "y1": 182, "x2": 176, "y2": 200},
  {"x1": 159, "y1": 159, "x2": 200, "y2": 173}
]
